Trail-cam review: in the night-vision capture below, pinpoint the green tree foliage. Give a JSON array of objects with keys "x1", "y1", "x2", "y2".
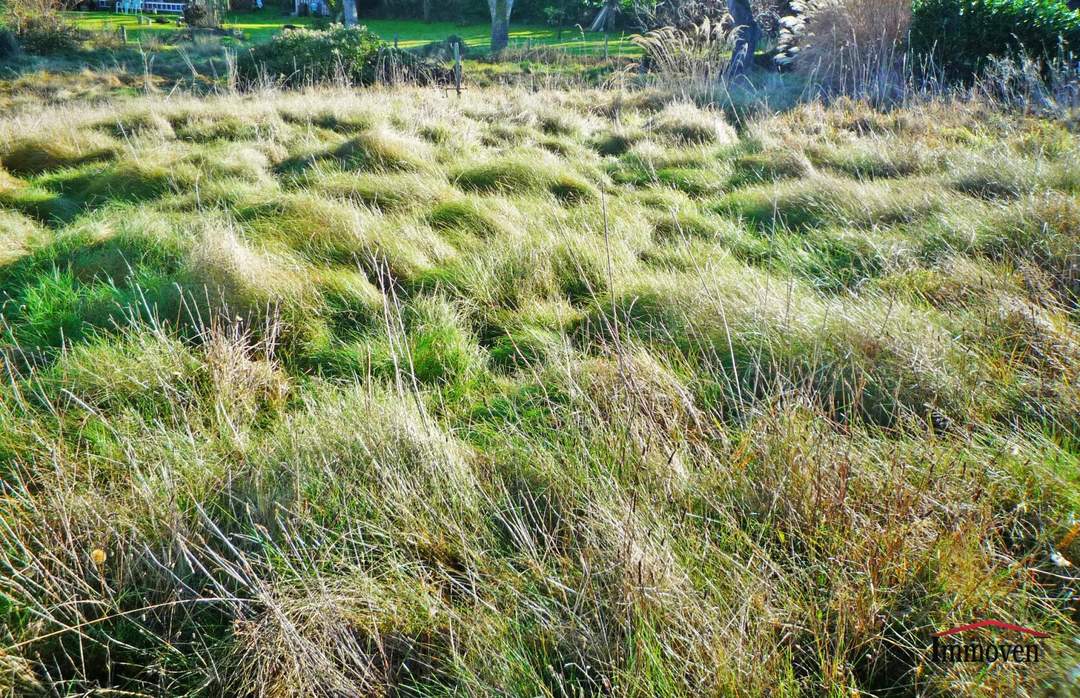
[{"x1": 911, "y1": 0, "x2": 1080, "y2": 78}]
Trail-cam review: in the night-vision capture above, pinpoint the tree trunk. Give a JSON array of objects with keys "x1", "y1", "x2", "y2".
[
  {"x1": 343, "y1": 0, "x2": 358, "y2": 27},
  {"x1": 422, "y1": 0, "x2": 431, "y2": 22},
  {"x1": 489, "y1": 0, "x2": 511, "y2": 54},
  {"x1": 725, "y1": 0, "x2": 758, "y2": 77}
]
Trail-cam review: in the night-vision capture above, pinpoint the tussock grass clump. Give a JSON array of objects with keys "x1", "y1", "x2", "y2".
[
  {"x1": 239, "y1": 192, "x2": 371, "y2": 264},
  {"x1": 307, "y1": 108, "x2": 379, "y2": 133},
  {"x1": 980, "y1": 192, "x2": 1080, "y2": 303},
  {"x1": 487, "y1": 320, "x2": 565, "y2": 368},
  {"x1": 453, "y1": 155, "x2": 551, "y2": 194},
  {"x1": 453, "y1": 154, "x2": 596, "y2": 203},
  {"x1": 0, "y1": 182, "x2": 80, "y2": 225},
  {"x1": 0, "y1": 132, "x2": 117, "y2": 176},
  {"x1": 314, "y1": 266, "x2": 384, "y2": 331},
  {"x1": 417, "y1": 121, "x2": 454, "y2": 144},
  {"x1": 35, "y1": 329, "x2": 205, "y2": 417},
  {"x1": 179, "y1": 219, "x2": 315, "y2": 320},
  {"x1": 428, "y1": 197, "x2": 509, "y2": 239},
  {"x1": 718, "y1": 174, "x2": 947, "y2": 230},
  {"x1": 95, "y1": 110, "x2": 175, "y2": 140},
  {"x1": 172, "y1": 109, "x2": 285, "y2": 143},
  {"x1": 333, "y1": 130, "x2": 430, "y2": 172},
  {"x1": 646, "y1": 102, "x2": 737, "y2": 145},
  {"x1": 406, "y1": 295, "x2": 485, "y2": 386},
  {"x1": 0, "y1": 209, "x2": 46, "y2": 264},
  {"x1": 549, "y1": 172, "x2": 598, "y2": 203},
  {"x1": 949, "y1": 152, "x2": 1040, "y2": 199},
  {"x1": 537, "y1": 109, "x2": 583, "y2": 137},
  {"x1": 650, "y1": 207, "x2": 725, "y2": 241},
  {"x1": 656, "y1": 166, "x2": 726, "y2": 196},
  {"x1": 77, "y1": 154, "x2": 200, "y2": 206},
  {"x1": 185, "y1": 143, "x2": 275, "y2": 183},
  {"x1": 728, "y1": 148, "x2": 814, "y2": 187},
  {"x1": 804, "y1": 139, "x2": 939, "y2": 179},
  {"x1": 296, "y1": 169, "x2": 449, "y2": 212},
  {"x1": 592, "y1": 128, "x2": 645, "y2": 156}
]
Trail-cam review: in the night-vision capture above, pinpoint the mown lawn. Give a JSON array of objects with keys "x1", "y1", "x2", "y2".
[{"x1": 65, "y1": 9, "x2": 639, "y2": 55}]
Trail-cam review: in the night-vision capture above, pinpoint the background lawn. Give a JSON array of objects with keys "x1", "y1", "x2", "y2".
[{"x1": 65, "y1": 10, "x2": 639, "y2": 55}]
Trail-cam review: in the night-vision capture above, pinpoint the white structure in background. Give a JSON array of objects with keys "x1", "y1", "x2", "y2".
[
  {"x1": 293, "y1": 0, "x2": 330, "y2": 16},
  {"x1": 101, "y1": 0, "x2": 185, "y2": 12}
]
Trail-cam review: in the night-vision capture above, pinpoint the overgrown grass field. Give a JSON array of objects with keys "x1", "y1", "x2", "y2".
[{"x1": 0, "y1": 85, "x2": 1078, "y2": 695}]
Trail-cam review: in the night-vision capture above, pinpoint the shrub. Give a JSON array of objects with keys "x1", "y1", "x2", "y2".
[
  {"x1": 2, "y1": 0, "x2": 80, "y2": 55},
  {"x1": 13, "y1": 16, "x2": 80, "y2": 55},
  {"x1": 239, "y1": 25, "x2": 384, "y2": 87},
  {"x1": 788, "y1": 0, "x2": 911, "y2": 90},
  {"x1": 0, "y1": 29, "x2": 19, "y2": 60},
  {"x1": 911, "y1": 0, "x2": 1080, "y2": 79}
]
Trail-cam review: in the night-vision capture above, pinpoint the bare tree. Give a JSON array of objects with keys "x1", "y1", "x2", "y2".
[
  {"x1": 343, "y1": 0, "x2": 358, "y2": 27},
  {"x1": 725, "y1": 0, "x2": 758, "y2": 75},
  {"x1": 487, "y1": 0, "x2": 514, "y2": 53}
]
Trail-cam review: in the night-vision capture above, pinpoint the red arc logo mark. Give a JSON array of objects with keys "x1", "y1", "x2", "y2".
[{"x1": 933, "y1": 620, "x2": 1050, "y2": 639}]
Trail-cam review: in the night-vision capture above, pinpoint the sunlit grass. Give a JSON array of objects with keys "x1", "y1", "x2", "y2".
[{"x1": 0, "y1": 86, "x2": 1077, "y2": 697}]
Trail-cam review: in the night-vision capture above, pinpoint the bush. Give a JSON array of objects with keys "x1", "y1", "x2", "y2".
[
  {"x1": 0, "y1": 29, "x2": 19, "y2": 60},
  {"x1": 182, "y1": 2, "x2": 210, "y2": 27},
  {"x1": 240, "y1": 25, "x2": 384, "y2": 87},
  {"x1": 787, "y1": 0, "x2": 911, "y2": 90},
  {"x1": 182, "y1": 0, "x2": 225, "y2": 28},
  {"x1": 911, "y1": 0, "x2": 1080, "y2": 79},
  {"x1": 2, "y1": 0, "x2": 81, "y2": 55},
  {"x1": 17, "y1": 18, "x2": 80, "y2": 54}
]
